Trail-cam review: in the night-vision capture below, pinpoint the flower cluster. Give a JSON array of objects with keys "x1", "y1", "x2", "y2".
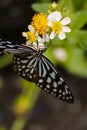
[{"x1": 22, "y1": 3, "x2": 71, "y2": 49}]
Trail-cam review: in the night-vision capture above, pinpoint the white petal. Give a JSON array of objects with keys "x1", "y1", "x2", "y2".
[
  {"x1": 62, "y1": 26, "x2": 71, "y2": 32},
  {"x1": 36, "y1": 32, "x2": 38, "y2": 37},
  {"x1": 42, "y1": 34, "x2": 49, "y2": 42},
  {"x1": 28, "y1": 25, "x2": 34, "y2": 32},
  {"x1": 26, "y1": 41, "x2": 31, "y2": 46},
  {"x1": 33, "y1": 42, "x2": 37, "y2": 47},
  {"x1": 45, "y1": 34, "x2": 50, "y2": 42},
  {"x1": 38, "y1": 42, "x2": 45, "y2": 47},
  {"x1": 48, "y1": 21, "x2": 52, "y2": 27},
  {"x1": 37, "y1": 36, "x2": 42, "y2": 42},
  {"x1": 38, "y1": 36, "x2": 44, "y2": 43},
  {"x1": 50, "y1": 31, "x2": 56, "y2": 39},
  {"x1": 42, "y1": 34, "x2": 46, "y2": 42},
  {"x1": 47, "y1": 11, "x2": 62, "y2": 22},
  {"x1": 58, "y1": 32, "x2": 66, "y2": 40},
  {"x1": 61, "y1": 17, "x2": 71, "y2": 25},
  {"x1": 22, "y1": 32, "x2": 27, "y2": 37}
]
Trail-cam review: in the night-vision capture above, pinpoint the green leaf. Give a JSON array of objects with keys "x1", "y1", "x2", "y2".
[
  {"x1": 71, "y1": 11, "x2": 87, "y2": 29},
  {"x1": 83, "y1": 0, "x2": 87, "y2": 10},
  {"x1": 31, "y1": 3, "x2": 50, "y2": 13},
  {"x1": 77, "y1": 30, "x2": 87, "y2": 50},
  {"x1": 59, "y1": 0, "x2": 75, "y2": 12},
  {"x1": 65, "y1": 48, "x2": 87, "y2": 78},
  {"x1": 72, "y1": 0, "x2": 85, "y2": 10}
]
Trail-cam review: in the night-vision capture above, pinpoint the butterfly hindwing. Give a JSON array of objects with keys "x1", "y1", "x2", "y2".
[
  {"x1": 36, "y1": 55, "x2": 74, "y2": 103},
  {"x1": 12, "y1": 49, "x2": 38, "y2": 82}
]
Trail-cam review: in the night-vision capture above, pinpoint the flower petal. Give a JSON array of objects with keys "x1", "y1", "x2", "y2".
[
  {"x1": 38, "y1": 42, "x2": 45, "y2": 47},
  {"x1": 48, "y1": 21, "x2": 52, "y2": 27},
  {"x1": 37, "y1": 36, "x2": 42, "y2": 42},
  {"x1": 42, "y1": 34, "x2": 46, "y2": 42},
  {"x1": 28, "y1": 25, "x2": 34, "y2": 32},
  {"x1": 22, "y1": 32, "x2": 27, "y2": 37},
  {"x1": 61, "y1": 17, "x2": 71, "y2": 25},
  {"x1": 36, "y1": 32, "x2": 38, "y2": 37},
  {"x1": 50, "y1": 31, "x2": 56, "y2": 39},
  {"x1": 47, "y1": 11, "x2": 62, "y2": 22},
  {"x1": 58, "y1": 31, "x2": 66, "y2": 40},
  {"x1": 26, "y1": 41, "x2": 31, "y2": 46},
  {"x1": 33, "y1": 42, "x2": 37, "y2": 47},
  {"x1": 62, "y1": 26, "x2": 71, "y2": 32},
  {"x1": 43, "y1": 34, "x2": 49, "y2": 42},
  {"x1": 45, "y1": 34, "x2": 50, "y2": 42}
]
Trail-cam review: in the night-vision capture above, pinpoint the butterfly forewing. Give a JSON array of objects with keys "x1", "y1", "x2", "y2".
[
  {"x1": 0, "y1": 39, "x2": 31, "y2": 54},
  {"x1": 36, "y1": 55, "x2": 74, "y2": 103}
]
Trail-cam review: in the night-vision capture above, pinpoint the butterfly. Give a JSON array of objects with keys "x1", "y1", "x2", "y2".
[{"x1": 0, "y1": 39, "x2": 74, "y2": 103}]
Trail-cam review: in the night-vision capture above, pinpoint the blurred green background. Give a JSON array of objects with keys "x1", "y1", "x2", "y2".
[{"x1": 0, "y1": 0, "x2": 87, "y2": 130}]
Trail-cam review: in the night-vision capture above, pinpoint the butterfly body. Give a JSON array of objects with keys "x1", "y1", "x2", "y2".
[{"x1": 0, "y1": 39, "x2": 74, "y2": 103}]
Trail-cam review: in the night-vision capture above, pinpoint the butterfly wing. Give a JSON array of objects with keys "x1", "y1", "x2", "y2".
[
  {"x1": 0, "y1": 39, "x2": 30, "y2": 54},
  {"x1": 36, "y1": 55, "x2": 74, "y2": 103},
  {"x1": 0, "y1": 39, "x2": 74, "y2": 103},
  {"x1": 13, "y1": 49, "x2": 74, "y2": 103},
  {"x1": 12, "y1": 49, "x2": 38, "y2": 82}
]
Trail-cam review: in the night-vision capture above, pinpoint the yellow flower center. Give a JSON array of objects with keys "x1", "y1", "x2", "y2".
[
  {"x1": 52, "y1": 21, "x2": 62, "y2": 34},
  {"x1": 31, "y1": 13, "x2": 48, "y2": 35},
  {"x1": 26, "y1": 31, "x2": 36, "y2": 42}
]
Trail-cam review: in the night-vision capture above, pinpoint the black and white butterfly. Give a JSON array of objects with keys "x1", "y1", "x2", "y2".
[{"x1": 0, "y1": 39, "x2": 74, "y2": 103}]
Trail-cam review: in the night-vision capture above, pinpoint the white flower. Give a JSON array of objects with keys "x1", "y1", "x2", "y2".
[
  {"x1": 22, "y1": 24, "x2": 49, "y2": 48},
  {"x1": 22, "y1": 25, "x2": 38, "y2": 47},
  {"x1": 47, "y1": 11, "x2": 71, "y2": 40}
]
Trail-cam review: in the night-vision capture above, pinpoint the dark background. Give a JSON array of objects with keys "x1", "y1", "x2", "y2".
[{"x1": 0, "y1": 0, "x2": 87, "y2": 130}]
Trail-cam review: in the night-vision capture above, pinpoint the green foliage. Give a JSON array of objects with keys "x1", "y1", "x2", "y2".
[
  {"x1": 77, "y1": 31, "x2": 87, "y2": 50},
  {"x1": 31, "y1": 3, "x2": 50, "y2": 13},
  {"x1": 0, "y1": 126, "x2": 7, "y2": 130},
  {"x1": 12, "y1": 79, "x2": 40, "y2": 115},
  {"x1": 0, "y1": 54, "x2": 13, "y2": 68},
  {"x1": 71, "y1": 11, "x2": 87, "y2": 29},
  {"x1": 59, "y1": 0, "x2": 75, "y2": 12}
]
